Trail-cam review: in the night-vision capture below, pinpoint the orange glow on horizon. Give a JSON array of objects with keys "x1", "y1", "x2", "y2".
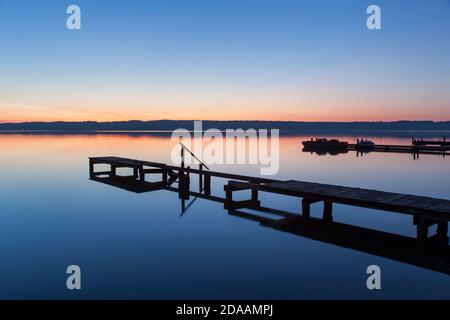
[{"x1": 1, "y1": 101, "x2": 449, "y2": 123}]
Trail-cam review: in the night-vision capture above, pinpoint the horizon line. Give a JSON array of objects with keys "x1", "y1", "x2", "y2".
[{"x1": 2, "y1": 119, "x2": 450, "y2": 125}]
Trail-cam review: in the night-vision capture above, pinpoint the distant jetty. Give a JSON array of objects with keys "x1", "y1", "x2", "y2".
[{"x1": 302, "y1": 137, "x2": 450, "y2": 157}]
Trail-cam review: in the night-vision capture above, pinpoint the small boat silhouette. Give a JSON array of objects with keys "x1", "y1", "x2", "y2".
[{"x1": 302, "y1": 138, "x2": 348, "y2": 150}]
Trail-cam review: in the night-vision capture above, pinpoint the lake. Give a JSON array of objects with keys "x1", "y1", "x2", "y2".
[{"x1": 0, "y1": 131, "x2": 449, "y2": 299}]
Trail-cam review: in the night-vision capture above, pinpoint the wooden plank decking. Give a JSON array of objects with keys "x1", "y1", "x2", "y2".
[
  {"x1": 225, "y1": 179, "x2": 450, "y2": 243},
  {"x1": 269, "y1": 180, "x2": 450, "y2": 218},
  {"x1": 90, "y1": 156, "x2": 277, "y2": 184},
  {"x1": 226, "y1": 180, "x2": 450, "y2": 221}
]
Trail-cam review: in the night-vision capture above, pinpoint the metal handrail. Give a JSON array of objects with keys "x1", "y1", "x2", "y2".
[{"x1": 179, "y1": 142, "x2": 210, "y2": 170}]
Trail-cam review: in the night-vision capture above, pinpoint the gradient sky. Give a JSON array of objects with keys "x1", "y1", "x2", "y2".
[{"x1": 0, "y1": 0, "x2": 449, "y2": 122}]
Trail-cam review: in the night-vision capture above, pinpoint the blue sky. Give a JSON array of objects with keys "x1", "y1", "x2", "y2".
[{"x1": 0, "y1": 0, "x2": 449, "y2": 121}]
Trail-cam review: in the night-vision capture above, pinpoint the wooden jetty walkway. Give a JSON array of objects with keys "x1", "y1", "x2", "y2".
[
  {"x1": 89, "y1": 152, "x2": 450, "y2": 274},
  {"x1": 346, "y1": 143, "x2": 450, "y2": 156},
  {"x1": 89, "y1": 155, "x2": 450, "y2": 242},
  {"x1": 413, "y1": 137, "x2": 449, "y2": 147},
  {"x1": 303, "y1": 137, "x2": 450, "y2": 157},
  {"x1": 224, "y1": 180, "x2": 450, "y2": 242}
]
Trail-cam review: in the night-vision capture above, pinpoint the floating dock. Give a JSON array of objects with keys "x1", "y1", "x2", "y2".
[
  {"x1": 347, "y1": 143, "x2": 450, "y2": 156},
  {"x1": 303, "y1": 137, "x2": 450, "y2": 157},
  {"x1": 89, "y1": 154, "x2": 450, "y2": 274}
]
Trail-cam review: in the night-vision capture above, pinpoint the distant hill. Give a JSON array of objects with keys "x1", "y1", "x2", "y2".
[{"x1": 1, "y1": 120, "x2": 450, "y2": 131}]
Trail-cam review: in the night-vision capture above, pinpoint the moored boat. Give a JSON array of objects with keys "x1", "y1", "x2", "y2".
[{"x1": 302, "y1": 138, "x2": 348, "y2": 150}]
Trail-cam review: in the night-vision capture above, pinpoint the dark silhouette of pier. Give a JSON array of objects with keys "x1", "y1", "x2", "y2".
[
  {"x1": 88, "y1": 150, "x2": 450, "y2": 275},
  {"x1": 303, "y1": 137, "x2": 450, "y2": 158}
]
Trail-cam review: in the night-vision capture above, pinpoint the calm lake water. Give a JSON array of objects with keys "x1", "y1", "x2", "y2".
[{"x1": 1, "y1": 132, "x2": 449, "y2": 299}]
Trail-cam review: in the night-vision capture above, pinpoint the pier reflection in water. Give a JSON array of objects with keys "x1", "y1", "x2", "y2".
[{"x1": 89, "y1": 154, "x2": 450, "y2": 276}]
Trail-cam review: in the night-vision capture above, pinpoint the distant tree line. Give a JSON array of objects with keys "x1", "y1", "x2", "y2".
[{"x1": 1, "y1": 120, "x2": 450, "y2": 131}]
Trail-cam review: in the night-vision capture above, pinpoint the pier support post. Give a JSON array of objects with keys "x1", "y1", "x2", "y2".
[
  {"x1": 133, "y1": 167, "x2": 139, "y2": 179},
  {"x1": 162, "y1": 170, "x2": 168, "y2": 185},
  {"x1": 178, "y1": 172, "x2": 185, "y2": 199},
  {"x1": 110, "y1": 165, "x2": 117, "y2": 178},
  {"x1": 251, "y1": 188, "x2": 258, "y2": 203},
  {"x1": 139, "y1": 167, "x2": 145, "y2": 183},
  {"x1": 323, "y1": 201, "x2": 333, "y2": 223},
  {"x1": 204, "y1": 174, "x2": 211, "y2": 196},
  {"x1": 224, "y1": 186, "x2": 233, "y2": 210},
  {"x1": 199, "y1": 164, "x2": 203, "y2": 192},
  {"x1": 416, "y1": 217, "x2": 429, "y2": 241},
  {"x1": 179, "y1": 167, "x2": 190, "y2": 200},
  {"x1": 437, "y1": 221, "x2": 448, "y2": 240},
  {"x1": 302, "y1": 199, "x2": 311, "y2": 218},
  {"x1": 89, "y1": 160, "x2": 94, "y2": 179},
  {"x1": 186, "y1": 166, "x2": 190, "y2": 191}
]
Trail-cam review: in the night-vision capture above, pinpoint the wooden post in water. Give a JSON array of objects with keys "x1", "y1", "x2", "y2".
[
  {"x1": 302, "y1": 199, "x2": 311, "y2": 218},
  {"x1": 181, "y1": 147, "x2": 185, "y2": 169},
  {"x1": 162, "y1": 169, "x2": 168, "y2": 185},
  {"x1": 179, "y1": 166, "x2": 190, "y2": 200},
  {"x1": 186, "y1": 166, "x2": 190, "y2": 194},
  {"x1": 251, "y1": 188, "x2": 259, "y2": 208},
  {"x1": 323, "y1": 201, "x2": 333, "y2": 223},
  {"x1": 199, "y1": 164, "x2": 203, "y2": 192},
  {"x1": 181, "y1": 199, "x2": 186, "y2": 212},
  {"x1": 178, "y1": 168, "x2": 184, "y2": 199},
  {"x1": 416, "y1": 217, "x2": 429, "y2": 241},
  {"x1": 89, "y1": 159, "x2": 94, "y2": 179},
  {"x1": 139, "y1": 166, "x2": 145, "y2": 183},
  {"x1": 437, "y1": 221, "x2": 449, "y2": 240},
  {"x1": 224, "y1": 185, "x2": 233, "y2": 210},
  {"x1": 110, "y1": 165, "x2": 117, "y2": 178},
  {"x1": 204, "y1": 174, "x2": 211, "y2": 195}
]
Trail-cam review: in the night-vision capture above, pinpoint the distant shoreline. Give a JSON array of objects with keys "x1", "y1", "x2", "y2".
[
  {"x1": 1, "y1": 120, "x2": 450, "y2": 132},
  {"x1": 2, "y1": 129, "x2": 450, "y2": 133}
]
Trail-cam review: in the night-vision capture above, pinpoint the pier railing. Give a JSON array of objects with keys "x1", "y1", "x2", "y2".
[{"x1": 179, "y1": 142, "x2": 209, "y2": 193}]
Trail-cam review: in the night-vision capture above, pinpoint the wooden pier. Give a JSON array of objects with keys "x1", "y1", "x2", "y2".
[
  {"x1": 224, "y1": 180, "x2": 450, "y2": 242},
  {"x1": 89, "y1": 154, "x2": 450, "y2": 274},
  {"x1": 413, "y1": 137, "x2": 449, "y2": 147},
  {"x1": 89, "y1": 156, "x2": 277, "y2": 196},
  {"x1": 303, "y1": 137, "x2": 450, "y2": 157},
  {"x1": 346, "y1": 143, "x2": 450, "y2": 156}
]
